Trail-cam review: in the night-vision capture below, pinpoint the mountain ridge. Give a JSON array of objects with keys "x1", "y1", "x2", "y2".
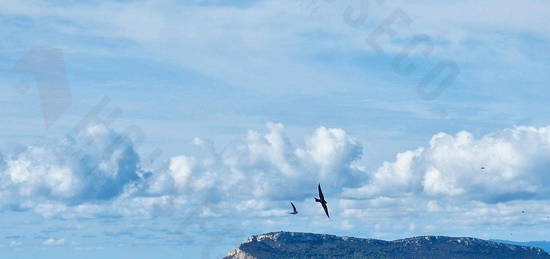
[{"x1": 224, "y1": 231, "x2": 550, "y2": 259}]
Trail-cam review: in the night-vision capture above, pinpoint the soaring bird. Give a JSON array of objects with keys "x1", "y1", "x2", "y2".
[
  {"x1": 289, "y1": 202, "x2": 298, "y2": 215},
  {"x1": 315, "y1": 184, "x2": 330, "y2": 218}
]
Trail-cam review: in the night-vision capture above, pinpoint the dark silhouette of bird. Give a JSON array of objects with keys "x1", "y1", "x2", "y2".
[
  {"x1": 289, "y1": 202, "x2": 298, "y2": 215},
  {"x1": 481, "y1": 167, "x2": 485, "y2": 170},
  {"x1": 315, "y1": 184, "x2": 330, "y2": 218},
  {"x1": 522, "y1": 210, "x2": 525, "y2": 214}
]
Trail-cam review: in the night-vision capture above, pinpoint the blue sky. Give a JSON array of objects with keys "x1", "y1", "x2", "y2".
[{"x1": 1, "y1": 0, "x2": 550, "y2": 258}]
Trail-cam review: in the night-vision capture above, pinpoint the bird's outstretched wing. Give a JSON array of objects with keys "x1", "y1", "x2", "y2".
[
  {"x1": 318, "y1": 184, "x2": 324, "y2": 201},
  {"x1": 322, "y1": 203, "x2": 330, "y2": 218},
  {"x1": 291, "y1": 202, "x2": 297, "y2": 213}
]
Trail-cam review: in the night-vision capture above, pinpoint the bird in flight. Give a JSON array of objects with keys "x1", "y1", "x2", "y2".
[
  {"x1": 289, "y1": 202, "x2": 298, "y2": 215},
  {"x1": 315, "y1": 184, "x2": 330, "y2": 218}
]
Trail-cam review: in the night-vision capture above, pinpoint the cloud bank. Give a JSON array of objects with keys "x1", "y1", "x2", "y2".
[
  {"x1": 1, "y1": 123, "x2": 550, "y2": 223},
  {"x1": 0, "y1": 122, "x2": 363, "y2": 218}
]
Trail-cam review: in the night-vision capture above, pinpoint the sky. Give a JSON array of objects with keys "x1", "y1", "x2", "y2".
[{"x1": 1, "y1": 0, "x2": 550, "y2": 258}]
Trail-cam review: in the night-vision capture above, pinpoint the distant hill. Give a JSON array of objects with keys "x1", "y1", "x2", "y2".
[
  {"x1": 492, "y1": 239, "x2": 550, "y2": 253},
  {"x1": 224, "y1": 231, "x2": 550, "y2": 259}
]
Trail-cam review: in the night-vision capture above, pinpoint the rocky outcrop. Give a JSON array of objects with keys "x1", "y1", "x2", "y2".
[{"x1": 224, "y1": 231, "x2": 550, "y2": 259}]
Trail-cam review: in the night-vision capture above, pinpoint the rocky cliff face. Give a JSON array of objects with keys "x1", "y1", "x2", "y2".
[{"x1": 224, "y1": 231, "x2": 550, "y2": 259}]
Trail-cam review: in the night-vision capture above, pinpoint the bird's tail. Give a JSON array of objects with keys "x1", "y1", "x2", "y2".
[{"x1": 315, "y1": 198, "x2": 321, "y2": 203}]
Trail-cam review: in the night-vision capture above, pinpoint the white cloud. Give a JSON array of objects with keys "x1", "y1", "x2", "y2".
[
  {"x1": 297, "y1": 126, "x2": 363, "y2": 186},
  {"x1": 9, "y1": 241, "x2": 22, "y2": 247},
  {"x1": 143, "y1": 122, "x2": 364, "y2": 202},
  {"x1": 0, "y1": 124, "x2": 140, "y2": 206},
  {"x1": 43, "y1": 238, "x2": 65, "y2": 246},
  {"x1": 345, "y1": 126, "x2": 550, "y2": 203},
  {"x1": 0, "y1": 122, "x2": 363, "y2": 218}
]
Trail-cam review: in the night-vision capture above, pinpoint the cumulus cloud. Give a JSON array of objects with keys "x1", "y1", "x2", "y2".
[
  {"x1": 143, "y1": 122, "x2": 364, "y2": 202},
  {"x1": 345, "y1": 126, "x2": 550, "y2": 203},
  {"x1": 0, "y1": 124, "x2": 140, "y2": 206},
  {"x1": 0, "y1": 122, "x2": 363, "y2": 218}
]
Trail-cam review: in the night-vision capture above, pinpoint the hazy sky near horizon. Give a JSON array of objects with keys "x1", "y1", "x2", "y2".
[{"x1": 1, "y1": 0, "x2": 550, "y2": 258}]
